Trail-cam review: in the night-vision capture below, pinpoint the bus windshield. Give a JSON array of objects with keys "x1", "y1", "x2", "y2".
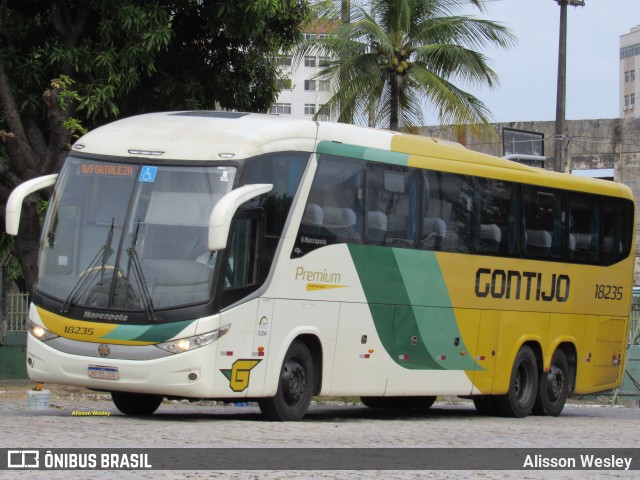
[{"x1": 37, "y1": 156, "x2": 236, "y2": 313}]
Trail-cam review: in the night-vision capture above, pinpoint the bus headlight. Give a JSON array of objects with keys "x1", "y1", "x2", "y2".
[
  {"x1": 28, "y1": 319, "x2": 59, "y2": 342},
  {"x1": 155, "y1": 324, "x2": 230, "y2": 354}
]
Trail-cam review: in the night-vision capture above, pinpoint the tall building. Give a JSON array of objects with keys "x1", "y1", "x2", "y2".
[
  {"x1": 620, "y1": 25, "x2": 640, "y2": 118},
  {"x1": 271, "y1": 20, "x2": 338, "y2": 121}
]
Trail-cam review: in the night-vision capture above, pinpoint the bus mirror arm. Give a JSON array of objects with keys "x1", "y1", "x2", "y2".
[
  {"x1": 208, "y1": 183, "x2": 273, "y2": 251},
  {"x1": 5, "y1": 174, "x2": 58, "y2": 235}
]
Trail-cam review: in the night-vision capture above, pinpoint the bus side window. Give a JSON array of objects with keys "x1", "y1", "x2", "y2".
[
  {"x1": 522, "y1": 186, "x2": 566, "y2": 260},
  {"x1": 473, "y1": 178, "x2": 519, "y2": 255},
  {"x1": 366, "y1": 165, "x2": 418, "y2": 248},
  {"x1": 220, "y1": 210, "x2": 265, "y2": 308},
  {"x1": 293, "y1": 155, "x2": 364, "y2": 256},
  {"x1": 568, "y1": 193, "x2": 601, "y2": 264},
  {"x1": 423, "y1": 172, "x2": 472, "y2": 254},
  {"x1": 603, "y1": 197, "x2": 634, "y2": 265}
]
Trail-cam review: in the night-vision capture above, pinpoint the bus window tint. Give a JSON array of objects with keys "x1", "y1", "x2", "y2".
[
  {"x1": 569, "y1": 193, "x2": 601, "y2": 263},
  {"x1": 474, "y1": 178, "x2": 519, "y2": 255},
  {"x1": 523, "y1": 186, "x2": 566, "y2": 260},
  {"x1": 603, "y1": 198, "x2": 634, "y2": 265},
  {"x1": 421, "y1": 172, "x2": 472, "y2": 253},
  {"x1": 295, "y1": 155, "x2": 364, "y2": 254},
  {"x1": 366, "y1": 165, "x2": 418, "y2": 247}
]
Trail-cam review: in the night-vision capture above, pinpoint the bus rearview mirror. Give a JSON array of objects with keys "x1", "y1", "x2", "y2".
[
  {"x1": 5, "y1": 174, "x2": 58, "y2": 235},
  {"x1": 208, "y1": 183, "x2": 273, "y2": 251}
]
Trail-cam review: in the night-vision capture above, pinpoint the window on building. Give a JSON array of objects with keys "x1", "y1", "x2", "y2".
[
  {"x1": 319, "y1": 80, "x2": 330, "y2": 92},
  {"x1": 270, "y1": 103, "x2": 291, "y2": 115},
  {"x1": 276, "y1": 56, "x2": 292, "y2": 67},
  {"x1": 277, "y1": 79, "x2": 292, "y2": 90},
  {"x1": 304, "y1": 56, "x2": 316, "y2": 68},
  {"x1": 304, "y1": 104, "x2": 316, "y2": 115},
  {"x1": 317, "y1": 104, "x2": 330, "y2": 121},
  {"x1": 304, "y1": 33, "x2": 316, "y2": 41},
  {"x1": 304, "y1": 80, "x2": 316, "y2": 91},
  {"x1": 625, "y1": 70, "x2": 637, "y2": 83}
]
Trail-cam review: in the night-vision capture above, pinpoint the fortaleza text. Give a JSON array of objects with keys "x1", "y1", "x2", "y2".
[
  {"x1": 523, "y1": 454, "x2": 632, "y2": 470},
  {"x1": 71, "y1": 410, "x2": 111, "y2": 416}
]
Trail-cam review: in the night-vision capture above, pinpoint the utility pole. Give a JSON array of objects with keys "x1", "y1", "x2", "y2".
[{"x1": 553, "y1": 0, "x2": 584, "y2": 173}]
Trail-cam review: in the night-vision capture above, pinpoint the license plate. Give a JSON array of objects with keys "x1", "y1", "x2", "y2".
[{"x1": 88, "y1": 365, "x2": 119, "y2": 380}]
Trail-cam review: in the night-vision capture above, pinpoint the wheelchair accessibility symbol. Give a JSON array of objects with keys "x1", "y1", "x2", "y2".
[{"x1": 139, "y1": 166, "x2": 158, "y2": 183}]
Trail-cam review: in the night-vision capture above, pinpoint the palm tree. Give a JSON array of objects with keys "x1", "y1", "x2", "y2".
[{"x1": 297, "y1": 0, "x2": 515, "y2": 131}]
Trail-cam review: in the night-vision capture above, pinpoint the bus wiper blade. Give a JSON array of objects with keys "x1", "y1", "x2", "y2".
[
  {"x1": 126, "y1": 221, "x2": 156, "y2": 322},
  {"x1": 61, "y1": 219, "x2": 115, "y2": 313}
]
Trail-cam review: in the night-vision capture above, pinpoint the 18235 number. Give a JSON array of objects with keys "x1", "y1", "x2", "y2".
[
  {"x1": 594, "y1": 284, "x2": 623, "y2": 300},
  {"x1": 64, "y1": 325, "x2": 95, "y2": 336}
]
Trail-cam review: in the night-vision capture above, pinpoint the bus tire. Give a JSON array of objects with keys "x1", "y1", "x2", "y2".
[
  {"x1": 258, "y1": 340, "x2": 313, "y2": 421},
  {"x1": 361, "y1": 396, "x2": 436, "y2": 410},
  {"x1": 111, "y1": 391, "x2": 163, "y2": 416},
  {"x1": 532, "y1": 349, "x2": 570, "y2": 416},
  {"x1": 493, "y1": 345, "x2": 538, "y2": 418}
]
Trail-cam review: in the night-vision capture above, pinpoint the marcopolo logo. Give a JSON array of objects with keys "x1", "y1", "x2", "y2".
[
  {"x1": 83, "y1": 311, "x2": 128, "y2": 322},
  {"x1": 474, "y1": 268, "x2": 570, "y2": 303}
]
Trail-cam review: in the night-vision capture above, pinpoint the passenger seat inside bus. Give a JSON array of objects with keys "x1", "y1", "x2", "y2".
[
  {"x1": 323, "y1": 206, "x2": 360, "y2": 241},
  {"x1": 525, "y1": 229, "x2": 552, "y2": 257},
  {"x1": 479, "y1": 224, "x2": 502, "y2": 252},
  {"x1": 366, "y1": 211, "x2": 388, "y2": 244},
  {"x1": 422, "y1": 217, "x2": 446, "y2": 250}
]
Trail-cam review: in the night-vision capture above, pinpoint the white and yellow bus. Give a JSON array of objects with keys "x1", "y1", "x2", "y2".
[{"x1": 6, "y1": 112, "x2": 635, "y2": 420}]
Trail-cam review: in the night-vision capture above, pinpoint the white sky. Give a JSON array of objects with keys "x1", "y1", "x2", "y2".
[{"x1": 423, "y1": 0, "x2": 640, "y2": 124}]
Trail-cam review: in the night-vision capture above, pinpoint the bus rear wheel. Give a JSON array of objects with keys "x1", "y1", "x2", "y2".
[
  {"x1": 259, "y1": 340, "x2": 313, "y2": 421},
  {"x1": 361, "y1": 396, "x2": 436, "y2": 410},
  {"x1": 111, "y1": 391, "x2": 163, "y2": 416},
  {"x1": 493, "y1": 345, "x2": 538, "y2": 418},
  {"x1": 532, "y1": 349, "x2": 570, "y2": 416}
]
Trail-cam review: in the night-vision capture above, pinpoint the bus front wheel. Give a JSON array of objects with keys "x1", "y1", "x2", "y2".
[
  {"x1": 259, "y1": 340, "x2": 314, "y2": 421},
  {"x1": 532, "y1": 349, "x2": 570, "y2": 416},
  {"x1": 111, "y1": 391, "x2": 163, "y2": 416},
  {"x1": 493, "y1": 345, "x2": 538, "y2": 418}
]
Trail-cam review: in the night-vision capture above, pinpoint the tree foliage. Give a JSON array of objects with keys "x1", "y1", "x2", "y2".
[
  {"x1": 0, "y1": 0, "x2": 310, "y2": 294},
  {"x1": 297, "y1": 0, "x2": 515, "y2": 131}
]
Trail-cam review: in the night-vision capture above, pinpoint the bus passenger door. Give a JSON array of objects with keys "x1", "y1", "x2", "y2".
[
  {"x1": 469, "y1": 310, "x2": 500, "y2": 395},
  {"x1": 330, "y1": 303, "x2": 391, "y2": 396}
]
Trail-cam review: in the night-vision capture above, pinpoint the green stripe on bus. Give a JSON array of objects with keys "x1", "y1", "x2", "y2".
[
  {"x1": 103, "y1": 319, "x2": 195, "y2": 343},
  {"x1": 316, "y1": 141, "x2": 409, "y2": 166},
  {"x1": 348, "y1": 244, "x2": 478, "y2": 371}
]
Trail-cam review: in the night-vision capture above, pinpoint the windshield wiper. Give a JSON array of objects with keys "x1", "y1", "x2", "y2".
[
  {"x1": 125, "y1": 221, "x2": 156, "y2": 322},
  {"x1": 61, "y1": 219, "x2": 115, "y2": 313}
]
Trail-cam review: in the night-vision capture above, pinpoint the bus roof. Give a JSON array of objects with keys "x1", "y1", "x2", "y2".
[{"x1": 72, "y1": 111, "x2": 633, "y2": 200}]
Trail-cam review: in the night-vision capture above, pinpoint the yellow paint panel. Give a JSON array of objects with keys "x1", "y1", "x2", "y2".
[
  {"x1": 436, "y1": 253, "x2": 633, "y2": 317},
  {"x1": 36, "y1": 307, "x2": 154, "y2": 346}
]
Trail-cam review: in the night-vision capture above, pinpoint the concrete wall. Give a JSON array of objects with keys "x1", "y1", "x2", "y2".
[{"x1": 419, "y1": 117, "x2": 640, "y2": 283}]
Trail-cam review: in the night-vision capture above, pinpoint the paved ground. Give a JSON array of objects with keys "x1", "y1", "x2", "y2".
[{"x1": 0, "y1": 381, "x2": 638, "y2": 479}]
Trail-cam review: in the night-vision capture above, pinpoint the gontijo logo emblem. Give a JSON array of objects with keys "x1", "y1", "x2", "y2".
[{"x1": 220, "y1": 359, "x2": 262, "y2": 392}]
